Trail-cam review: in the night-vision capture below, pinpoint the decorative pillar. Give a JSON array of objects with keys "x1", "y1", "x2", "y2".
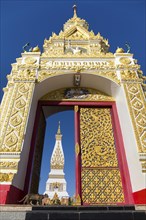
[
  {"x1": 74, "y1": 105, "x2": 81, "y2": 202},
  {"x1": 0, "y1": 52, "x2": 41, "y2": 204}
]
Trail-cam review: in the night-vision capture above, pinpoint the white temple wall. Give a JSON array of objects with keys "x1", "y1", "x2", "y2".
[
  {"x1": 115, "y1": 86, "x2": 145, "y2": 192},
  {"x1": 12, "y1": 86, "x2": 37, "y2": 190},
  {"x1": 11, "y1": 73, "x2": 145, "y2": 192}
]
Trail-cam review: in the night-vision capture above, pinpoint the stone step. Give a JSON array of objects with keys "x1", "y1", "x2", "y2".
[
  {"x1": 0, "y1": 205, "x2": 146, "y2": 220},
  {"x1": 32, "y1": 205, "x2": 135, "y2": 211}
]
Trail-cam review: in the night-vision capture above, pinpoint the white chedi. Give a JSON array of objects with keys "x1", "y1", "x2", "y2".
[{"x1": 44, "y1": 122, "x2": 69, "y2": 199}]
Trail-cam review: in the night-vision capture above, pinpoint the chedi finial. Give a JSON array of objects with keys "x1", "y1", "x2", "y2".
[
  {"x1": 73, "y1": 5, "x2": 77, "y2": 18},
  {"x1": 57, "y1": 121, "x2": 61, "y2": 135}
]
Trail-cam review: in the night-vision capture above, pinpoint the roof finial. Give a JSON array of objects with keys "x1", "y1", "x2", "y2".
[
  {"x1": 57, "y1": 121, "x2": 61, "y2": 135},
  {"x1": 73, "y1": 5, "x2": 77, "y2": 18}
]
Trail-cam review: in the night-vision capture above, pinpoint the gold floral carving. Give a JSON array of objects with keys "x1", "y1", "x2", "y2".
[
  {"x1": 51, "y1": 143, "x2": 64, "y2": 169},
  {"x1": 10, "y1": 115, "x2": 22, "y2": 126},
  {"x1": 74, "y1": 194, "x2": 81, "y2": 205},
  {"x1": 81, "y1": 169, "x2": 124, "y2": 204},
  {"x1": 80, "y1": 107, "x2": 124, "y2": 203},
  {"x1": 52, "y1": 182, "x2": 61, "y2": 188},
  {"x1": 42, "y1": 14, "x2": 110, "y2": 57},
  {"x1": 24, "y1": 57, "x2": 37, "y2": 64},
  {"x1": 14, "y1": 69, "x2": 36, "y2": 81},
  {"x1": 74, "y1": 106, "x2": 79, "y2": 113},
  {"x1": 116, "y1": 63, "x2": 140, "y2": 70},
  {"x1": 38, "y1": 71, "x2": 57, "y2": 82},
  {"x1": 0, "y1": 82, "x2": 35, "y2": 152},
  {"x1": 38, "y1": 58, "x2": 119, "y2": 84},
  {"x1": 120, "y1": 70, "x2": 138, "y2": 80},
  {"x1": 0, "y1": 173, "x2": 14, "y2": 182},
  {"x1": 39, "y1": 60, "x2": 115, "y2": 70},
  {"x1": 0, "y1": 161, "x2": 18, "y2": 169},
  {"x1": 42, "y1": 52, "x2": 114, "y2": 58},
  {"x1": 18, "y1": 63, "x2": 39, "y2": 69},
  {"x1": 119, "y1": 57, "x2": 131, "y2": 65},
  {"x1": 141, "y1": 161, "x2": 146, "y2": 173},
  {"x1": 41, "y1": 88, "x2": 114, "y2": 102},
  {"x1": 49, "y1": 174, "x2": 65, "y2": 179},
  {"x1": 38, "y1": 70, "x2": 119, "y2": 84},
  {"x1": 123, "y1": 84, "x2": 146, "y2": 154},
  {"x1": 5, "y1": 133, "x2": 18, "y2": 147},
  {"x1": 75, "y1": 143, "x2": 80, "y2": 155},
  {"x1": 80, "y1": 108, "x2": 118, "y2": 167}
]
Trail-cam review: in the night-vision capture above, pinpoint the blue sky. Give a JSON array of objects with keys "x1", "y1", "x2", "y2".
[{"x1": 0, "y1": 0, "x2": 145, "y2": 197}]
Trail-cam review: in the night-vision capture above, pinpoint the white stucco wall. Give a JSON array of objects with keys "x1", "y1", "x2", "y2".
[{"x1": 13, "y1": 72, "x2": 145, "y2": 193}]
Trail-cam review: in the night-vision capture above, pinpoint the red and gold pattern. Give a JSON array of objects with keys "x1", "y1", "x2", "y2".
[{"x1": 80, "y1": 107, "x2": 124, "y2": 204}]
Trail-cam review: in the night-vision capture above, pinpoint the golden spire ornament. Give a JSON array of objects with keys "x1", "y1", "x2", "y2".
[
  {"x1": 73, "y1": 5, "x2": 77, "y2": 18},
  {"x1": 57, "y1": 121, "x2": 61, "y2": 135}
]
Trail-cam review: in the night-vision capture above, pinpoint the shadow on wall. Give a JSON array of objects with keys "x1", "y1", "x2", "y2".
[{"x1": 5, "y1": 185, "x2": 25, "y2": 204}]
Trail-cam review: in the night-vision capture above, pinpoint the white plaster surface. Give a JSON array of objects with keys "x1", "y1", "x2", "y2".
[
  {"x1": 12, "y1": 69, "x2": 145, "y2": 194},
  {"x1": 115, "y1": 85, "x2": 146, "y2": 192}
]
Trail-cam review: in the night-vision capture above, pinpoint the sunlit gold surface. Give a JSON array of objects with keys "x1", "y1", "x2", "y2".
[
  {"x1": 80, "y1": 107, "x2": 124, "y2": 203},
  {"x1": 51, "y1": 142, "x2": 64, "y2": 169},
  {"x1": 41, "y1": 88, "x2": 114, "y2": 101}
]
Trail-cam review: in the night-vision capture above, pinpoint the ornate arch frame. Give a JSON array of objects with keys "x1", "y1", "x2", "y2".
[{"x1": 24, "y1": 97, "x2": 133, "y2": 205}]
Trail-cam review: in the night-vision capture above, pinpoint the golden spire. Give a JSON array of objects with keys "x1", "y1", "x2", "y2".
[
  {"x1": 63, "y1": 5, "x2": 89, "y2": 31},
  {"x1": 51, "y1": 122, "x2": 64, "y2": 169},
  {"x1": 56, "y1": 121, "x2": 62, "y2": 140},
  {"x1": 57, "y1": 121, "x2": 61, "y2": 135},
  {"x1": 73, "y1": 5, "x2": 77, "y2": 18}
]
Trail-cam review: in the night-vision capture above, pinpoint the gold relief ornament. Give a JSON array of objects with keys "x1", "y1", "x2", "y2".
[
  {"x1": 75, "y1": 143, "x2": 80, "y2": 155},
  {"x1": 81, "y1": 169, "x2": 124, "y2": 204},
  {"x1": 18, "y1": 84, "x2": 29, "y2": 93},
  {"x1": 80, "y1": 108, "x2": 118, "y2": 167},
  {"x1": 79, "y1": 107, "x2": 124, "y2": 202},
  {"x1": 37, "y1": 69, "x2": 120, "y2": 84},
  {"x1": 42, "y1": 6, "x2": 111, "y2": 57},
  {"x1": 121, "y1": 70, "x2": 137, "y2": 79},
  {"x1": 18, "y1": 63, "x2": 39, "y2": 69},
  {"x1": 136, "y1": 113, "x2": 146, "y2": 127},
  {"x1": 115, "y1": 47, "x2": 125, "y2": 53},
  {"x1": 0, "y1": 173, "x2": 14, "y2": 182},
  {"x1": 32, "y1": 45, "x2": 40, "y2": 52},
  {"x1": 116, "y1": 63, "x2": 140, "y2": 71},
  {"x1": 141, "y1": 161, "x2": 146, "y2": 172},
  {"x1": 38, "y1": 71, "x2": 57, "y2": 82},
  {"x1": 18, "y1": 69, "x2": 36, "y2": 78},
  {"x1": 39, "y1": 60, "x2": 116, "y2": 71},
  {"x1": 119, "y1": 57, "x2": 131, "y2": 65},
  {"x1": 74, "y1": 194, "x2": 81, "y2": 205},
  {"x1": 74, "y1": 105, "x2": 79, "y2": 112},
  {"x1": 141, "y1": 133, "x2": 146, "y2": 148},
  {"x1": 41, "y1": 88, "x2": 114, "y2": 102},
  {"x1": 124, "y1": 84, "x2": 146, "y2": 154},
  {"x1": 1, "y1": 82, "x2": 34, "y2": 153},
  {"x1": 10, "y1": 114, "x2": 22, "y2": 127},
  {"x1": 24, "y1": 56, "x2": 37, "y2": 64},
  {"x1": 5, "y1": 133, "x2": 18, "y2": 148},
  {"x1": 15, "y1": 98, "x2": 26, "y2": 109},
  {"x1": 52, "y1": 182, "x2": 61, "y2": 189},
  {"x1": 0, "y1": 161, "x2": 18, "y2": 169},
  {"x1": 51, "y1": 143, "x2": 64, "y2": 169},
  {"x1": 132, "y1": 98, "x2": 143, "y2": 110}
]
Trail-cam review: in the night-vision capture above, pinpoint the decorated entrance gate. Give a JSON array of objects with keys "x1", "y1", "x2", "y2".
[
  {"x1": 1, "y1": 6, "x2": 146, "y2": 204},
  {"x1": 27, "y1": 89, "x2": 132, "y2": 205},
  {"x1": 73, "y1": 102, "x2": 131, "y2": 205},
  {"x1": 80, "y1": 107, "x2": 124, "y2": 204}
]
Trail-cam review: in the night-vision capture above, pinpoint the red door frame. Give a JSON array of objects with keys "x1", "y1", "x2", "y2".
[{"x1": 24, "y1": 100, "x2": 134, "y2": 204}]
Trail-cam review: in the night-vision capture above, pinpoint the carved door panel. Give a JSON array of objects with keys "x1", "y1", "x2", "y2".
[{"x1": 80, "y1": 107, "x2": 125, "y2": 204}]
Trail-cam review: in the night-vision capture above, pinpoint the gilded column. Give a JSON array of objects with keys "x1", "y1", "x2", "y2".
[
  {"x1": 74, "y1": 105, "x2": 81, "y2": 202},
  {"x1": 0, "y1": 52, "x2": 40, "y2": 203}
]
